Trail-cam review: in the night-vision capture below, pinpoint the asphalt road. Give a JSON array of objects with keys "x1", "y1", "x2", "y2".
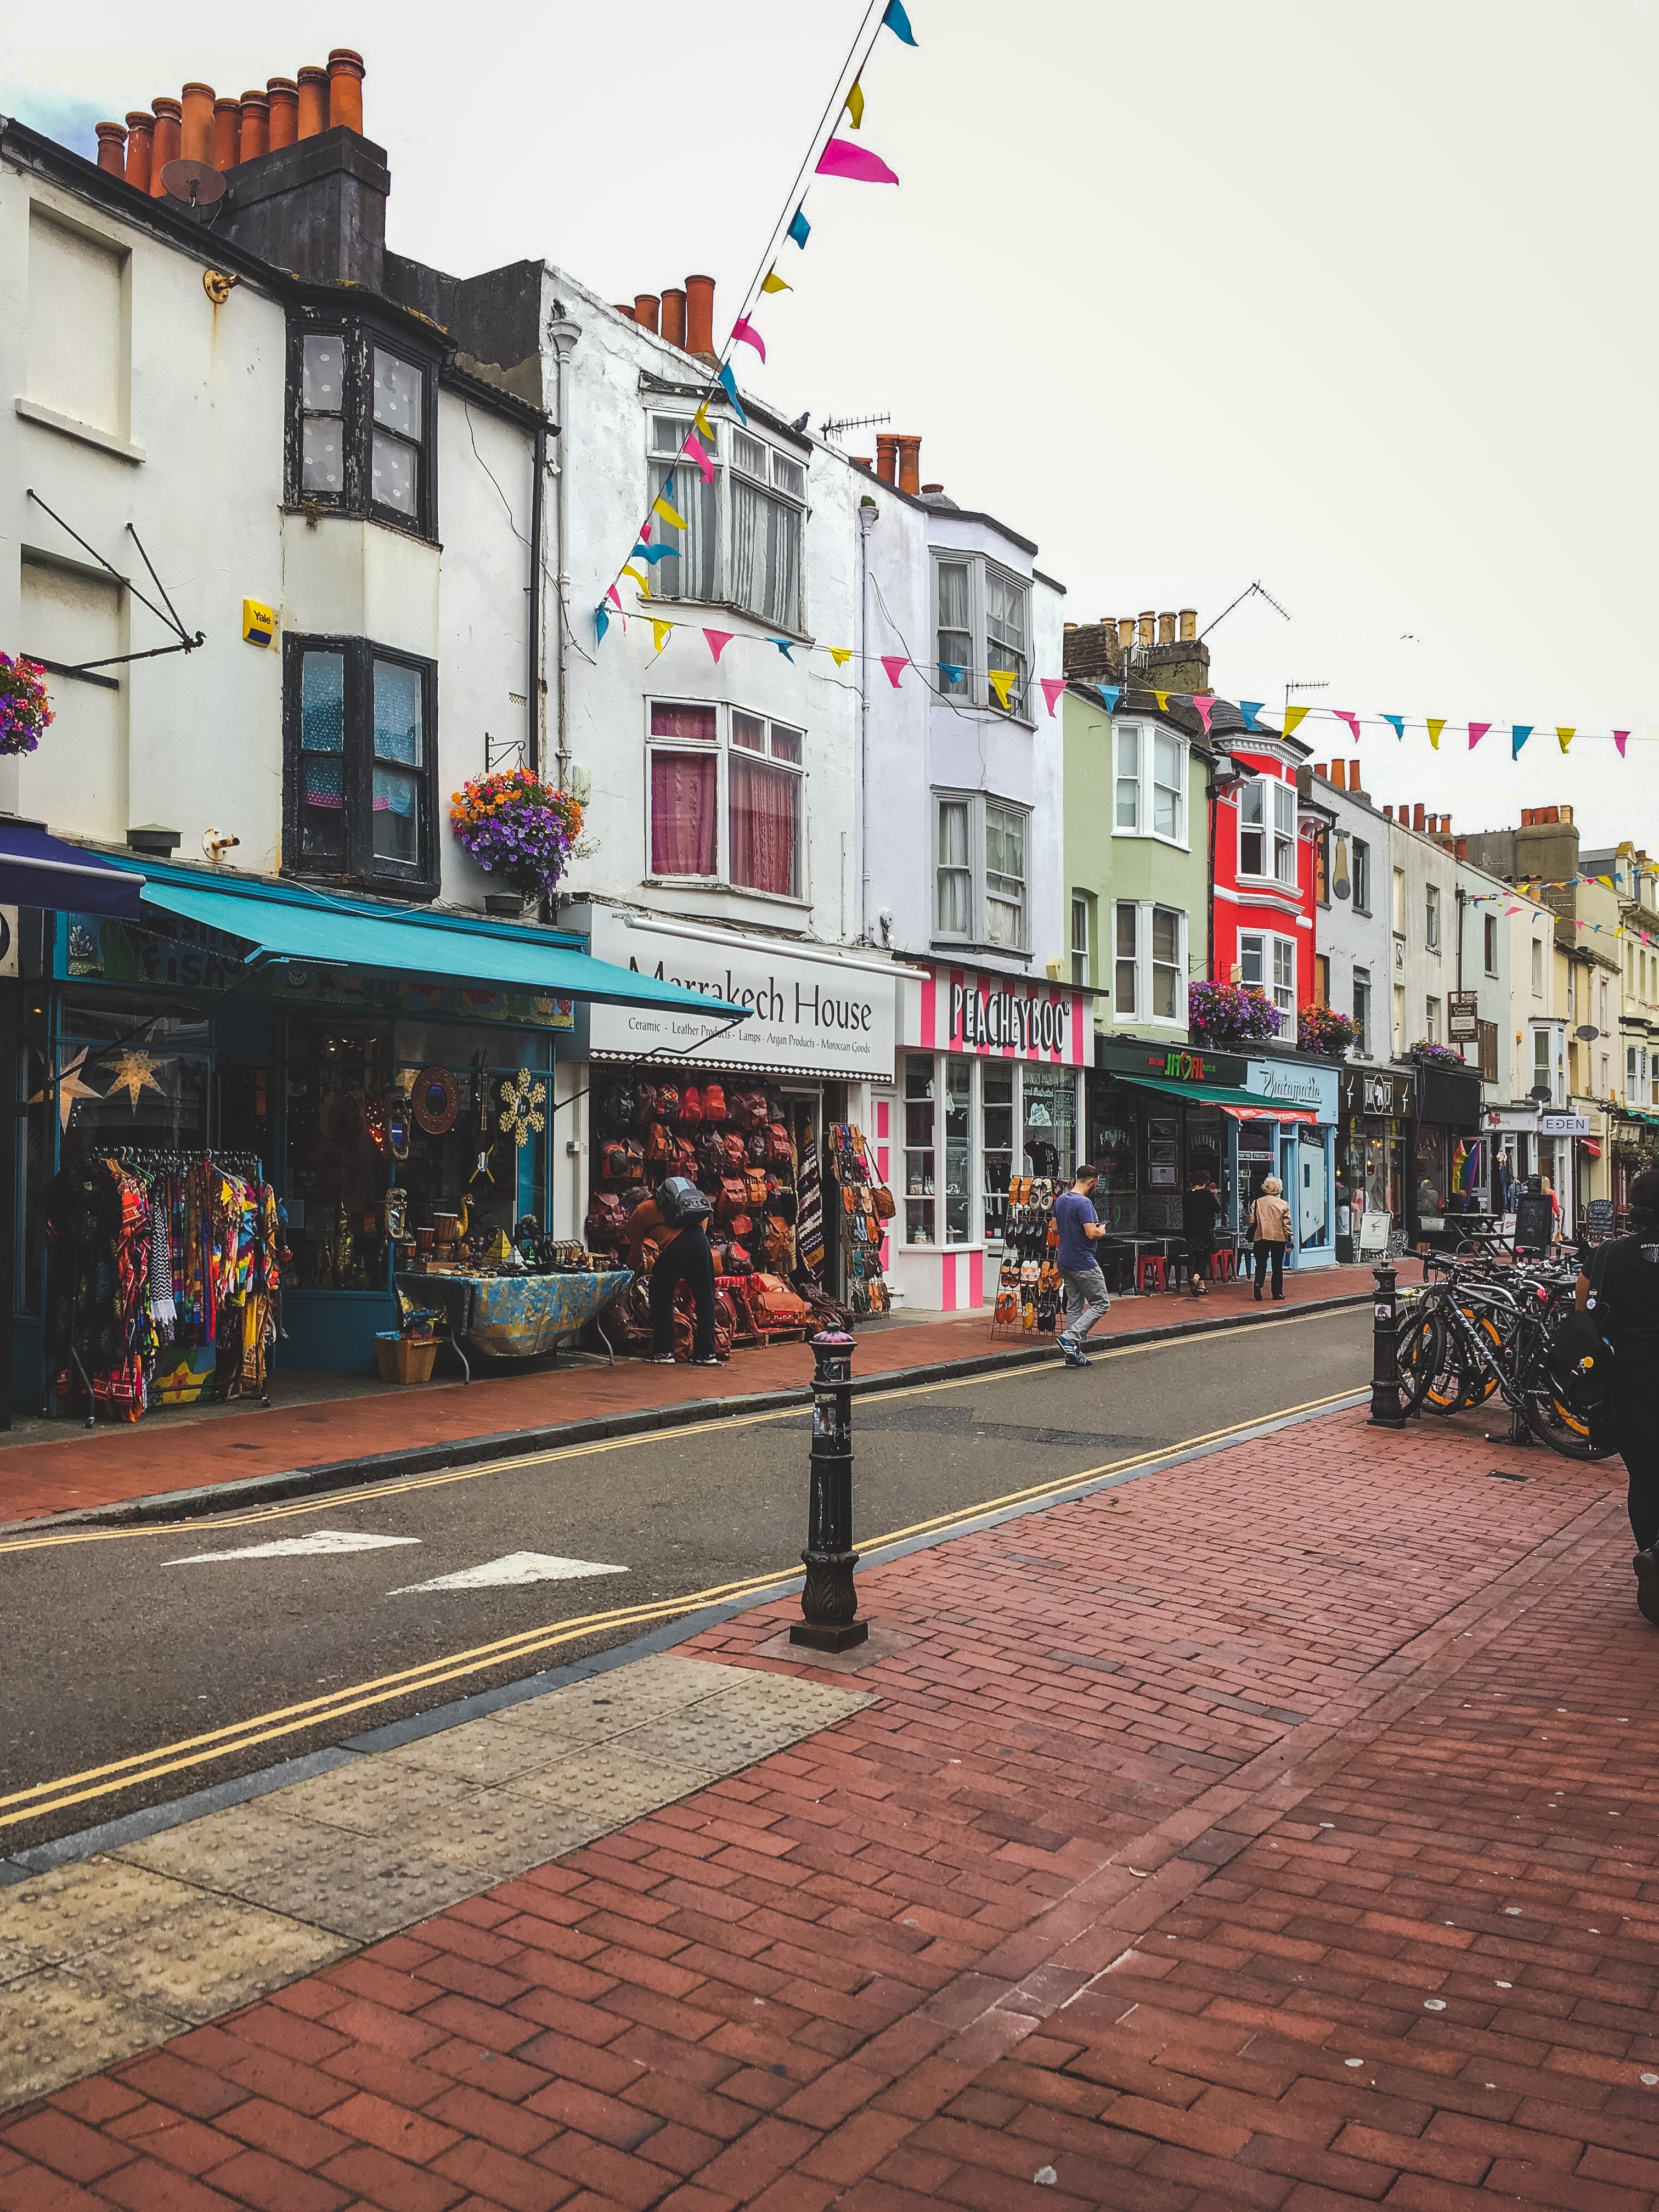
[{"x1": 0, "y1": 1305, "x2": 1372, "y2": 1858}]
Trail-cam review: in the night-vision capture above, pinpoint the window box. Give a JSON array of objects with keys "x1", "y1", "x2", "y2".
[
  {"x1": 283, "y1": 635, "x2": 438, "y2": 898},
  {"x1": 287, "y1": 316, "x2": 438, "y2": 539}
]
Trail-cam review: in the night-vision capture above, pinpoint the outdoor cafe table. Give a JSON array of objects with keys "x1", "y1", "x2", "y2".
[{"x1": 394, "y1": 1267, "x2": 633, "y2": 1381}]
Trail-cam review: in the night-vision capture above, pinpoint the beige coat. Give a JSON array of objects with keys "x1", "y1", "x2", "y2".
[{"x1": 1248, "y1": 1193, "x2": 1293, "y2": 1245}]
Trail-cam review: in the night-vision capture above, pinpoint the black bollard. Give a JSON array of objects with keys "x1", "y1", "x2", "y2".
[
  {"x1": 1368, "y1": 1261, "x2": 1406, "y2": 1427},
  {"x1": 791, "y1": 1329, "x2": 869, "y2": 1652}
]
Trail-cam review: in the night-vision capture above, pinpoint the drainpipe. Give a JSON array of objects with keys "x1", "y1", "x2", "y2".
[
  {"x1": 546, "y1": 314, "x2": 583, "y2": 792},
  {"x1": 527, "y1": 420, "x2": 545, "y2": 776},
  {"x1": 857, "y1": 494, "x2": 878, "y2": 943}
]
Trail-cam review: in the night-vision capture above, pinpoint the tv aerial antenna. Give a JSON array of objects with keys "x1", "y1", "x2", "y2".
[
  {"x1": 1199, "y1": 579, "x2": 1292, "y2": 640},
  {"x1": 820, "y1": 410, "x2": 890, "y2": 444},
  {"x1": 159, "y1": 158, "x2": 225, "y2": 216}
]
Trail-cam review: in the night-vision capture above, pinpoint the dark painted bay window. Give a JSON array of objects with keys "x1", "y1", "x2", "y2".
[
  {"x1": 288, "y1": 316, "x2": 437, "y2": 537},
  {"x1": 284, "y1": 635, "x2": 438, "y2": 897}
]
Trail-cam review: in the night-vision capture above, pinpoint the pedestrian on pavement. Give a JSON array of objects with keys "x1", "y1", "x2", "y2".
[
  {"x1": 1054, "y1": 1163, "x2": 1111, "y2": 1368},
  {"x1": 1182, "y1": 1173, "x2": 1222, "y2": 1297},
  {"x1": 1247, "y1": 1176, "x2": 1293, "y2": 1301},
  {"x1": 1574, "y1": 1167, "x2": 1659, "y2": 1623},
  {"x1": 625, "y1": 1178, "x2": 722, "y2": 1367}
]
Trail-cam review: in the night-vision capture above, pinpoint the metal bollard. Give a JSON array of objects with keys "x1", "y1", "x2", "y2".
[
  {"x1": 791, "y1": 1330, "x2": 870, "y2": 1652},
  {"x1": 1368, "y1": 1262, "x2": 1405, "y2": 1427}
]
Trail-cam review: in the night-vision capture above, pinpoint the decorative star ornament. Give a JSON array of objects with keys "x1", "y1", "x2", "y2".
[
  {"x1": 498, "y1": 1069, "x2": 547, "y2": 1149},
  {"x1": 29, "y1": 1049, "x2": 105, "y2": 1132},
  {"x1": 105, "y1": 1049, "x2": 170, "y2": 1110}
]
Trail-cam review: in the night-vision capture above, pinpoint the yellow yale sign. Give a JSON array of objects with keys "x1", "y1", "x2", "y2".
[{"x1": 242, "y1": 599, "x2": 277, "y2": 647}]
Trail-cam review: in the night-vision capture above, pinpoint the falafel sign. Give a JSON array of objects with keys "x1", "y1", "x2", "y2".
[{"x1": 585, "y1": 909, "x2": 896, "y2": 1079}]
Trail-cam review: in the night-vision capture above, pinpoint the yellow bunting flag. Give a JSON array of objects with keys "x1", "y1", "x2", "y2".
[
  {"x1": 1426, "y1": 718, "x2": 1446, "y2": 749},
  {"x1": 845, "y1": 77, "x2": 865, "y2": 129},
  {"x1": 651, "y1": 620, "x2": 673, "y2": 654},
  {"x1": 622, "y1": 565, "x2": 651, "y2": 597},
  {"x1": 693, "y1": 404, "x2": 715, "y2": 442},
  {"x1": 828, "y1": 647, "x2": 853, "y2": 667},
  {"x1": 988, "y1": 668, "x2": 1018, "y2": 710},
  {"x1": 1556, "y1": 726, "x2": 1575, "y2": 753},
  {"x1": 1153, "y1": 690, "x2": 1171, "y2": 713},
  {"x1": 761, "y1": 269, "x2": 792, "y2": 294},
  {"x1": 652, "y1": 492, "x2": 687, "y2": 530},
  {"x1": 1282, "y1": 706, "x2": 1309, "y2": 738}
]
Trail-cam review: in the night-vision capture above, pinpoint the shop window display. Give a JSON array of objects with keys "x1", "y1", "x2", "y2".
[
  {"x1": 286, "y1": 1021, "x2": 393, "y2": 1289},
  {"x1": 904, "y1": 1053, "x2": 936, "y2": 1244},
  {"x1": 982, "y1": 1064, "x2": 1014, "y2": 1244},
  {"x1": 943, "y1": 1059, "x2": 972, "y2": 1244},
  {"x1": 1022, "y1": 1067, "x2": 1075, "y2": 1184}
]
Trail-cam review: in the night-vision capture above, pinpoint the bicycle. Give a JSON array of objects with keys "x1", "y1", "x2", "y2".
[{"x1": 1395, "y1": 1254, "x2": 1612, "y2": 1460}]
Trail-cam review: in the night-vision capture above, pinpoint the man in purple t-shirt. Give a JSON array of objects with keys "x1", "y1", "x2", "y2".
[{"x1": 1053, "y1": 1163, "x2": 1110, "y2": 1368}]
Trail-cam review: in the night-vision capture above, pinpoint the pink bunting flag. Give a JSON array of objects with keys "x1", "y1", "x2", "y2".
[
  {"x1": 731, "y1": 317, "x2": 766, "y2": 363},
  {"x1": 881, "y1": 655, "x2": 909, "y2": 689},
  {"x1": 1040, "y1": 677, "x2": 1067, "y2": 718},
  {"x1": 1189, "y1": 693, "x2": 1216, "y2": 735},
  {"x1": 703, "y1": 629, "x2": 733, "y2": 663},
  {"x1": 816, "y1": 136, "x2": 900, "y2": 185},
  {"x1": 1468, "y1": 721, "x2": 1491, "y2": 750},
  {"x1": 606, "y1": 584, "x2": 622, "y2": 608},
  {"x1": 1334, "y1": 709, "x2": 1361, "y2": 744},
  {"x1": 1615, "y1": 730, "x2": 1630, "y2": 758},
  {"x1": 639, "y1": 521, "x2": 652, "y2": 543},
  {"x1": 682, "y1": 433, "x2": 715, "y2": 484}
]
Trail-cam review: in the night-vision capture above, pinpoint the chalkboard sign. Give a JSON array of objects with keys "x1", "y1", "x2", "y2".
[
  {"x1": 1514, "y1": 1192, "x2": 1555, "y2": 1254},
  {"x1": 1586, "y1": 1199, "x2": 1615, "y2": 1238}
]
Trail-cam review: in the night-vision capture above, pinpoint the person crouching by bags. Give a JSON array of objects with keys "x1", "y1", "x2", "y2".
[
  {"x1": 1574, "y1": 1167, "x2": 1659, "y2": 1623},
  {"x1": 625, "y1": 1175, "x2": 724, "y2": 1368},
  {"x1": 1247, "y1": 1176, "x2": 1293, "y2": 1301}
]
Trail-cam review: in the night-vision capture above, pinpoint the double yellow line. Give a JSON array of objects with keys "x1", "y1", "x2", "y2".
[{"x1": 0, "y1": 1384, "x2": 1363, "y2": 1837}]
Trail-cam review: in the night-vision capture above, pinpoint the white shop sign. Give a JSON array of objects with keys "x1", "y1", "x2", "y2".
[
  {"x1": 585, "y1": 909, "x2": 896, "y2": 1080},
  {"x1": 1539, "y1": 1113, "x2": 1592, "y2": 1137}
]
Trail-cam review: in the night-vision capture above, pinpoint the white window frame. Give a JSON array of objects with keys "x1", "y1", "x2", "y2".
[
  {"x1": 1352, "y1": 837, "x2": 1371, "y2": 915},
  {"x1": 1352, "y1": 966, "x2": 1372, "y2": 1053},
  {"x1": 1426, "y1": 995, "x2": 1441, "y2": 1045},
  {"x1": 1110, "y1": 901, "x2": 1186, "y2": 1026},
  {"x1": 1239, "y1": 928, "x2": 1296, "y2": 1018},
  {"x1": 1070, "y1": 892, "x2": 1091, "y2": 989},
  {"x1": 645, "y1": 697, "x2": 808, "y2": 899},
  {"x1": 646, "y1": 410, "x2": 808, "y2": 634},
  {"x1": 1113, "y1": 721, "x2": 1189, "y2": 850},
  {"x1": 933, "y1": 790, "x2": 1031, "y2": 952},
  {"x1": 1425, "y1": 882, "x2": 1441, "y2": 953},
  {"x1": 1483, "y1": 913, "x2": 1499, "y2": 975},
  {"x1": 928, "y1": 552, "x2": 1034, "y2": 721},
  {"x1": 1238, "y1": 775, "x2": 1296, "y2": 884},
  {"x1": 1532, "y1": 935, "x2": 1544, "y2": 997}
]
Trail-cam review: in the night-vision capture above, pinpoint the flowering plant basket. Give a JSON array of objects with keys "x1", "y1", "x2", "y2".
[
  {"x1": 450, "y1": 768, "x2": 585, "y2": 899},
  {"x1": 1187, "y1": 980, "x2": 1284, "y2": 1045},
  {"x1": 0, "y1": 654, "x2": 53, "y2": 756},
  {"x1": 1297, "y1": 1005, "x2": 1358, "y2": 1058},
  {"x1": 1409, "y1": 1038, "x2": 1466, "y2": 1067}
]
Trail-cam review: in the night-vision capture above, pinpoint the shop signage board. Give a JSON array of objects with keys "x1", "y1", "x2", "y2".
[
  {"x1": 910, "y1": 962, "x2": 1088, "y2": 1066},
  {"x1": 1483, "y1": 1104, "x2": 1539, "y2": 1131},
  {"x1": 1096, "y1": 1036, "x2": 1248, "y2": 1088},
  {"x1": 1247, "y1": 1057, "x2": 1339, "y2": 1121},
  {"x1": 1358, "y1": 1207, "x2": 1392, "y2": 1255},
  {"x1": 1514, "y1": 1191, "x2": 1555, "y2": 1253},
  {"x1": 1539, "y1": 1113, "x2": 1592, "y2": 1137},
  {"x1": 585, "y1": 909, "x2": 896, "y2": 1080},
  {"x1": 1447, "y1": 990, "x2": 1480, "y2": 1042},
  {"x1": 1342, "y1": 1068, "x2": 1412, "y2": 1120}
]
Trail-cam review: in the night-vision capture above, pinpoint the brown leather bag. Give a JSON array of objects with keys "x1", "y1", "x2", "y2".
[
  {"x1": 722, "y1": 1132, "x2": 748, "y2": 1169},
  {"x1": 765, "y1": 1121, "x2": 793, "y2": 1165},
  {"x1": 645, "y1": 1120, "x2": 672, "y2": 1165},
  {"x1": 730, "y1": 1088, "x2": 768, "y2": 1131},
  {"x1": 702, "y1": 1082, "x2": 727, "y2": 1122},
  {"x1": 744, "y1": 1168, "x2": 768, "y2": 1208},
  {"x1": 716, "y1": 1177, "x2": 748, "y2": 1223}
]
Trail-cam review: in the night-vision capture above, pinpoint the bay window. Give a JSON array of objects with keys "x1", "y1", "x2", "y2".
[
  {"x1": 934, "y1": 792, "x2": 1030, "y2": 951},
  {"x1": 289, "y1": 317, "x2": 437, "y2": 537},
  {"x1": 646, "y1": 414, "x2": 804, "y2": 629},
  {"x1": 730, "y1": 430, "x2": 804, "y2": 630},
  {"x1": 1239, "y1": 930, "x2": 1295, "y2": 1018},
  {"x1": 1070, "y1": 893, "x2": 1092, "y2": 988},
  {"x1": 1111, "y1": 723, "x2": 1188, "y2": 847},
  {"x1": 930, "y1": 556, "x2": 1033, "y2": 716},
  {"x1": 1239, "y1": 776, "x2": 1296, "y2": 883},
  {"x1": 283, "y1": 635, "x2": 438, "y2": 895},
  {"x1": 647, "y1": 701, "x2": 803, "y2": 894},
  {"x1": 1113, "y1": 902, "x2": 1186, "y2": 1024},
  {"x1": 647, "y1": 416, "x2": 717, "y2": 603}
]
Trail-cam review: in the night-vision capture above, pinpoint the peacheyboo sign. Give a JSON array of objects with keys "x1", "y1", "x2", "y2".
[{"x1": 585, "y1": 910, "x2": 896, "y2": 1080}]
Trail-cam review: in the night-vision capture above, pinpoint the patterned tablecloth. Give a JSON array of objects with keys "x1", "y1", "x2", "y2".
[{"x1": 395, "y1": 1269, "x2": 633, "y2": 1359}]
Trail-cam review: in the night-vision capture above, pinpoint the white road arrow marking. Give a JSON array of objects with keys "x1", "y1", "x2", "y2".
[
  {"x1": 390, "y1": 1551, "x2": 628, "y2": 1595},
  {"x1": 167, "y1": 1530, "x2": 422, "y2": 1565}
]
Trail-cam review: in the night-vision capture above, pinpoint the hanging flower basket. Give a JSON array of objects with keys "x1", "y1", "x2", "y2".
[
  {"x1": 0, "y1": 654, "x2": 53, "y2": 756},
  {"x1": 1409, "y1": 1039, "x2": 1465, "y2": 1067},
  {"x1": 1187, "y1": 980, "x2": 1284, "y2": 1046},
  {"x1": 1297, "y1": 1005, "x2": 1358, "y2": 1058},
  {"x1": 450, "y1": 768, "x2": 585, "y2": 900}
]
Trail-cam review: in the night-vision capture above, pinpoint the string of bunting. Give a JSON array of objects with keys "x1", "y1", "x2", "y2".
[{"x1": 596, "y1": 0, "x2": 918, "y2": 643}]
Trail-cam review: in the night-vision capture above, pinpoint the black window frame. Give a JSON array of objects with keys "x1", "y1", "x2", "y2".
[
  {"x1": 285, "y1": 311, "x2": 439, "y2": 541},
  {"x1": 282, "y1": 632, "x2": 440, "y2": 900}
]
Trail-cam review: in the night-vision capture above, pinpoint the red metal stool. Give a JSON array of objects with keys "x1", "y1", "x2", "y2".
[
  {"x1": 1214, "y1": 1246, "x2": 1236, "y2": 1283},
  {"x1": 1135, "y1": 1253, "x2": 1166, "y2": 1294}
]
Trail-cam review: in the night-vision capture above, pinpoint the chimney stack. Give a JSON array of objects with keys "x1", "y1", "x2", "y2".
[
  {"x1": 327, "y1": 48, "x2": 365, "y2": 134},
  {"x1": 684, "y1": 273, "x2": 715, "y2": 357},
  {"x1": 238, "y1": 92, "x2": 269, "y2": 161},
  {"x1": 1117, "y1": 618, "x2": 1135, "y2": 651},
  {"x1": 660, "y1": 287, "x2": 686, "y2": 348},
  {"x1": 266, "y1": 78, "x2": 298, "y2": 148},
  {"x1": 1384, "y1": 806, "x2": 1395, "y2": 821},
  {"x1": 149, "y1": 98, "x2": 181, "y2": 195},
  {"x1": 1157, "y1": 611, "x2": 1176, "y2": 646},
  {"x1": 876, "y1": 433, "x2": 899, "y2": 484},
  {"x1": 296, "y1": 65, "x2": 329, "y2": 139},
  {"x1": 613, "y1": 303, "x2": 636, "y2": 321},
  {"x1": 124, "y1": 110, "x2": 155, "y2": 190},
  {"x1": 1413, "y1": 803, "x2": 1426, "y2": 832},
  {"x1": 1138, "y1": 611, "x2": 1155, "y2": 647},
  {"x1": 212, "y1": 97, "x2": 240, "y2": 170},
  {"x1": 180, "y1": 81, "x2": 214, "y2": 164},
  {"x1": 1178, "y1": 608, "x2": 1197, "y2": 642},
  {"x1": 895, "y1": 434, "x2": 921, "y2": 495},
  {"x1": 94, "y1": 122, "x2": 127, "y2": 177},
  {"x1": 633, "y1": 292, "x2": 660, "y2": 335}
]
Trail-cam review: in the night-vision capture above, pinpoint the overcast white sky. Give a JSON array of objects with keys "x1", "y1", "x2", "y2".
[{"x1": 5, "y1": 0, "x2": 1654, "y2": 850}]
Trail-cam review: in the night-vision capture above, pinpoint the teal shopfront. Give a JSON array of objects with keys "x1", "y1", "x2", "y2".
[{"x1": 10, "y1": 863, "x2": 740, "y2": 1406}]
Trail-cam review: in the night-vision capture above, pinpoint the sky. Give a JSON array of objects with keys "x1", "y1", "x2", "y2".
[{"x1": 4, "y1": 0, "x2": 1654, "y2": 851}]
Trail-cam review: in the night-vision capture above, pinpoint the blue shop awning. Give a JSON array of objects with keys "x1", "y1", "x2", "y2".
[
  {"x1": 0, "y1": 819, "x2": 145, "y2": 919},
  {"x1": 118, "y1": 866, "x2": 748, "y2": 1020}
]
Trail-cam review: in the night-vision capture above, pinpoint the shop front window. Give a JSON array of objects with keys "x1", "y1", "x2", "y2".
[
  {"x1": 392, "y1": 1025, "x2": 549, "y2": 1253},
  {"x1": 1090, "y1": 1093, "x2": 1138, "y2": 1231},
  {"x1": 944, "y1": 1057, "x2": 972, "y2": 1244},
  {"x1": 983, "y1": 1063, "x2": 1013, "y2": 1243},
  {"x1": 1415, "y1": 1126, "x2": 1449, "y2": 1219},
  {"x1": 904, "y1": 1053, "x2": 936, "y2": 1244},
  {"x1": 1022, "y1": 1068, "x2": 1075, "y2": 1184},
  {"x1": 286, "y1": 1020, "x2": 392, "y2": 1289},
  {"x1": 53, "y1": 1004, "x2": 211, "y2": 1153}
]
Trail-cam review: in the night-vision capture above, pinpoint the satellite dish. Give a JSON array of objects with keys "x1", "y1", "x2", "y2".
[
  {"x1": 159, "y1": 158, "x2": 225, "y2": 210},
  {"x1": 1529, "y1": 1084, "x2": 1554, "y2": 1102},
  {"x1": 1575, "y1": 1024, "x2": 1599, "y2": 1041}
]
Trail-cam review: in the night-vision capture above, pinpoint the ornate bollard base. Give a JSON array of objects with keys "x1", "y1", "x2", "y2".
[
  {"x1": 790, "y1": 1547, "x2": 869, "y2": 1650},
  {"x1": 791, "y1": 1618, "x2": 870, "y2": 1652}
]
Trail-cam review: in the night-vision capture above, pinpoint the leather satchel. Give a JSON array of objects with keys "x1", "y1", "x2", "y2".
[
  {"x1": 765, "y1": 1121, "x2": 793, "y2": 1165},
  {"x1": 702, "y1": 1082, "x2": 727, "y2": 1122},
  {"x1": 716, "y1": 1177, "x2": 748, "y2": 1223},
  {"x1": 730, "y1": 1088, "x2": 768, "y2": 1131},
  {"x1": 678, "y1": 1085, "x2": 702, "y2": 1126}
]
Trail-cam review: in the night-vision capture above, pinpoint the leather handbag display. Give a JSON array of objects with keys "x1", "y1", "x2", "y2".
[
  {"x1": 744, "y1": 1167, "x2": 769, "y2": 1208},
  {"x1": 702, "y1": 1082, "x2": 727, "y2": 1122},
  {"x1": 645, "y1": 1120, "x2": 672, "y2": 1165},
  {"x1": 678, "y1": 1085, "x2": 702, "y2": 1125},
  {"x1": 765, "y1": 1121, "x2": 793, "y2": 1165},
  {"x1": 633, "y1": 1082, "x2": 658, "y2": 1126},
  {"x1": 730, "y1": 1088, "x2": 768, "y2": 1131},
  {"x1": 716, "y1": 1177, "x2": 748, "y2": 1222},
  {"x1": 722, "y1": 1132, "x2": 748, "y2": 1169},
  {"x1": 653, "y1": 1084, "x2": 680, "y2": 1121}
]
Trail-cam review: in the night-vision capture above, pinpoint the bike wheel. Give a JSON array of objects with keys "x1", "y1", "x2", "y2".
[
  {"x1": 1518, "y1": 1362, "x2": 1618, "y2": 1462},
  {"x1": 1395, "y1": 1308, "x2": 1447, "y2": 1417}
]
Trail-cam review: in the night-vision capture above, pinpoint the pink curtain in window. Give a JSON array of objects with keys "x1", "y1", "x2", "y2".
[
  {"x1": 650, "y1": 703, "x2": 716, "y2": 742},
  {"x1": 651, "y1": 751, "x2": 716, "y2": 875},
  {"x1": 730, "y1": 757, "x2": 797, "y2": 896}
]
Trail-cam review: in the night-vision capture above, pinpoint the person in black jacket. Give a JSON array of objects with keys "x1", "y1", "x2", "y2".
[
  {"x1": 1575, "y1": 1167, "x2": 1659, "y2": 1622},
  {"x1": 1181, "y1": 1175, "x2": 1222, "y2": 1298}
]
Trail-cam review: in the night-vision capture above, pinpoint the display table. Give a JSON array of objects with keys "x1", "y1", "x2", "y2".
[{"x1": 394, "y1": 1268, "x2": 633, "y2": 1381}]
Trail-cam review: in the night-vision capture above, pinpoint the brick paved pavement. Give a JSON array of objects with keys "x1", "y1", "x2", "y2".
[{"x1": 7, "y1": 1402, "x2": 1656, "y2": 2208}]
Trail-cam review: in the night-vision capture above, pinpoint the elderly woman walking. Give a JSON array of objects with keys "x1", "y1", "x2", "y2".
[{"x1": 1247, "y1": 1175, "x2": 1293, "y2": 1301}]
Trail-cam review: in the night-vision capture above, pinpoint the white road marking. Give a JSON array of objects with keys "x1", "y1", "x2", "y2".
[
  {"x1": 167, "y1": 1530, "x2": 422, "y2": 1565},
  {"x1": 390, "y1": 1551, "x2": 628, "y2": 1595}
]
